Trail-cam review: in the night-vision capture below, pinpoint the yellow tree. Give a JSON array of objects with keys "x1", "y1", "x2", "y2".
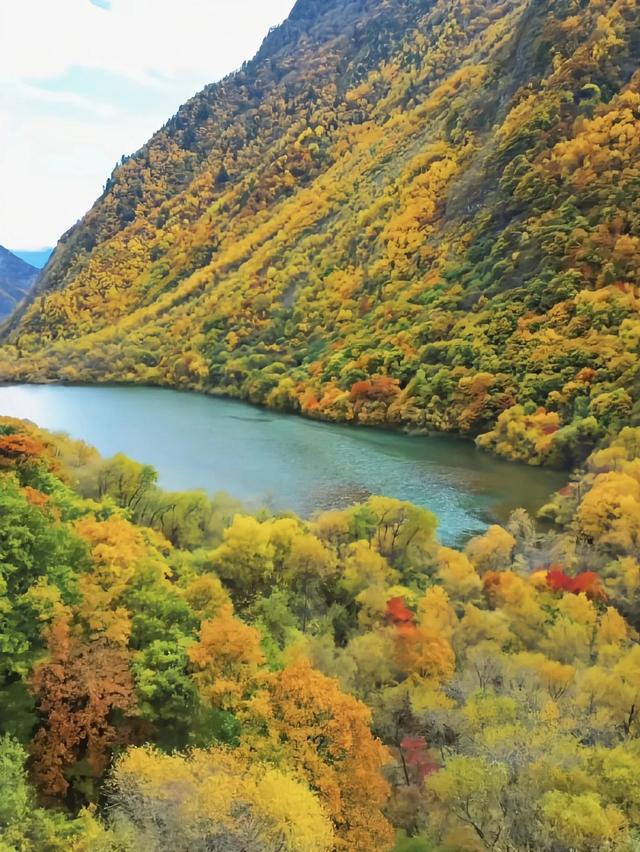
[
  {"x1": 107, "y1": 745, "x2": 334, "y2": 852},
  {"x1": 74, "y1": 515, "x2": 150, "y2": 645},
  {"x1": 435, "y1": 546, "x2": 482, "y2": 601},
  {"x1": 465, "y1": 525, "x2": 516, "y2": 574},
  {"x1": 246, "y1": 659, "x2": 394, "y2": 851},
  {"x1": 211, "y1": 516, "x2": 275, "y2": 605},
  {"x1": 188, "y1": 604, "x2": 264, "y2": 713}
]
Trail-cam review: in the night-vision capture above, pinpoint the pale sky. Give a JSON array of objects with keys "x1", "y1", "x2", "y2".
[{"x1": 0, "y1": 0, "x2": 295, "y2": 250}]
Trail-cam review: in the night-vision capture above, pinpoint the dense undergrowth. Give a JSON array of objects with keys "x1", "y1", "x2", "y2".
[
  {"x1": 1, "y1": 0, "x2": 639, "y2": 468},
  {"x1": 1, "y1": 415, "x2": 640, "y2": 850}
]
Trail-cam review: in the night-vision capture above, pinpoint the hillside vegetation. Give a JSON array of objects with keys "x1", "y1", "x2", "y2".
[
  {"x1": 2, "y1": 417, "x2": 640, "y2": 850},
  {"x1": 2, "y1": 0, "x2": 639, "y2": 467}
]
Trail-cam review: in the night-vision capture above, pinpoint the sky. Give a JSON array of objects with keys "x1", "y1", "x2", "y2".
[{"x1": 0, "y1": 0, "x2": 296, "y2": 251}]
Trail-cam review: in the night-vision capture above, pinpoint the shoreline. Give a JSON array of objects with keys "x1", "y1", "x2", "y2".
[
  {"x1": 0, "y1": 379, "x2": 568, "y2": 541},
  {"x1": 0, "y1": 375, "x2": 569, "y2": 474}
]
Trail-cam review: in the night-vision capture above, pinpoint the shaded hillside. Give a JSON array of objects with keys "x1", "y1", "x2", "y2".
[
  {"x1": 3, "y1": 0, "x2": 640, "y2": 467},
  {"x1": 0, "y1": 246, "x2": 38, "y2": 319}
]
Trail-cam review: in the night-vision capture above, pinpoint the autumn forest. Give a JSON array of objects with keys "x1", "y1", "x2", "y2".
[{"x1": 2, "y1": 0, "x2": 640, "y2": 849}]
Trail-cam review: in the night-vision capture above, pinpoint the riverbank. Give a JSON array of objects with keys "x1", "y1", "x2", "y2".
[{"x1": 0, "y1": 374, "x2": 570, "y2": 470}]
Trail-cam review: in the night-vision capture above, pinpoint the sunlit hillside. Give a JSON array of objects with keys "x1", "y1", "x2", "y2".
[{"x1": 3, "y1": 0, "x2": 639, "y2": 469}]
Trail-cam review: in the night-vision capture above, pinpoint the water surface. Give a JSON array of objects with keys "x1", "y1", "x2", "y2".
[{"x1": 0, "y1": 384, "x2": 565, "y2": 545}]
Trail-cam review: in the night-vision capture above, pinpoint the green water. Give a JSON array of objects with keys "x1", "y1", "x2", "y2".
[{"x1": 0, "y1": 384, "x2": 566, "y2": 545}]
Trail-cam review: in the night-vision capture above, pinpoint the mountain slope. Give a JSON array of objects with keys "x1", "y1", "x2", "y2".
[
  {"x1": 2, "y1": 0, "x2": 639, "y2": 467},
  {"x1": 0, "y1": 246, "x2": 38, "y2": 319}
]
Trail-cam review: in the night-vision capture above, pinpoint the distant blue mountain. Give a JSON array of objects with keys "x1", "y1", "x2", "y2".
[
  {"x1": 0, "y1": 247, "x2": 39, "y2": 319},
  {"x1": 11, "y1": 248, "x2": 53, "y2": 269}
]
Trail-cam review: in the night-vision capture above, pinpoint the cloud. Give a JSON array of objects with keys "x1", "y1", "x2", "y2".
[
  {"x1": 0, "y1": 106, "x2": 155, "y2": 249},
  {"x1": 0, "y1": 1, "x2": 295, "y2": 86},
  {"x1": 18, "y1": 82, "x2": 117, "y2": 117},
  {"x1": 0, "y1": 0, "x2": 295, "y2": 248}
]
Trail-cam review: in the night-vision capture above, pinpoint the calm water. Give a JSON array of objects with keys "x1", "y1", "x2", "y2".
[{"x1": 0, "y1": 384, "x2": 565, "y2": 545}]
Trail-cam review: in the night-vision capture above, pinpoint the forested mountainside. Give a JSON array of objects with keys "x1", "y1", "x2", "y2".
[
  {"x1": 0, "y1": 247, "x2": 38, "y2": 320},
  {"x1": 2, "y1": 417, "x2": 640, "y2": 851},
  {"x1": 2, "y1": 0, "x2": 639, "y2": 467}
]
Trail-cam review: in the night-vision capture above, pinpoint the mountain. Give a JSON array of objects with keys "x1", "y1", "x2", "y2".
[
  {"x1": 0, "y1": 246, "x2": 38, "y2": 319},
  {"x1": 2, "y1": 0, "x2": 639, "y2": 468},
  {"x1": 11, "y1": 248, "x2": 54, "y2": 270}
]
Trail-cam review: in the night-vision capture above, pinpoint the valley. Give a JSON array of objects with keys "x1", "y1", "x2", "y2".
[{"x1": 1, "y1": 0, "x2": 640, "y2": 849}]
